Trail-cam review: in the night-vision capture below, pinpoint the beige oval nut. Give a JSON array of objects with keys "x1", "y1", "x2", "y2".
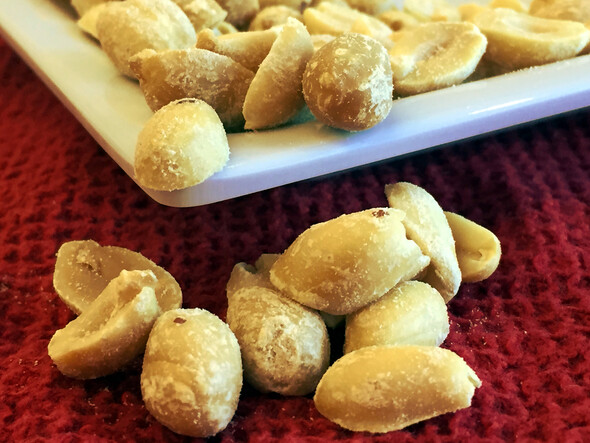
[
  {"x1": 344, "y1": 281, "x2": 449, "y2": 354},
  {"x1": 467, "y1": 7, "x2": 590, "y2": 70},
  {"x1": 53, "y1": 240, "x2": 182, "y2": 315},
  {"x1": 196, "y1": 27, "x2": 280, "y2": 73},
  {"x1": 172, "y1": 0, "x2": 228, "y2": 32},
  {"x1": 129, "y1": 48, "x2": 254, "y2": 131},
  {"x1": 346, "y1": 0, "x2": 400, "y2": 16},
  {"x1": 215, "y1": 0, "x2": 259, "y2": 28},
  {"x1": 389, "y1": 22, "x2": 487, "y2": 96},
  {"x1": 314, "y1": 345, "x2": 482, "y2": 433},
  {"x1": 226, "y1": 253, "x2": 281, "y2": 299},
  {"x1": 141, "y1": 308, "x2": 242, "y2": 438},
  {"x1": 403, "y1": 0, "x2": 461, "y2": 22},
  {"x1": 242, "y1": 18, "x2": 314, "y2": 130},
  {"x1": 71, "y1": 0, "x2": 121, "y2": 17},
  {"x1": 303, "y1": 33, "x2": 393, "y2": 131},
  {"x1": 249, "y1": 5, "x2": 303, "y2": 31},
  {"x1": 445, "y1": 211, "x2": 502, "y2": 283},
  {"x1": 303, "y1": 2, "x2": 393, "y2": 49},
  {"x1": 269, "y1": 208, "x2": 430, "y2": 315},
  {"x1": 96, "y1": 0, "x2": 197, "y2": 78},
  {"x1": 77, "y1": 3, "x2": 110, "y2": 39},
  {"x1": 134, "y1": 98, "x2": 230, "y2": 191},
  {"x1": 529, "y1": 0, "x2": 590, "y2": 23},
  {"x1": 385, "y1": 182, "x2": 461, "y2": 303},
  {"x1": 227, "y1": 286, "x2": 330, "y2": 396},
  {"x1": 48, "y1": 269, "x2": 161, "y2": 379},
  {"x1": 378, "y1": 9, "x2": 420, "y2": 32}
]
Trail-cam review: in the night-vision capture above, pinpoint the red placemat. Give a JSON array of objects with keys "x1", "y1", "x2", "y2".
[{"x1": 0, "y1": 37, "x2": 589, "y2": 442}]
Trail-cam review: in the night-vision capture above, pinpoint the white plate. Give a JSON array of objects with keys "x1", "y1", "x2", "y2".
[{"x1": 1, "y1": 0, "x2": 589, "y2": 207}]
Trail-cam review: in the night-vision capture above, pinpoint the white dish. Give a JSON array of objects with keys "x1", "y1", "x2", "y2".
[{"x1": 1, "y1": 0, "x2": 589, "y2": 207}]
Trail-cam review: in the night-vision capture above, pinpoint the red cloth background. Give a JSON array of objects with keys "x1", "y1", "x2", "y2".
[{"x1": 1, "y1": 36, "x2": 589, "y2": 442}]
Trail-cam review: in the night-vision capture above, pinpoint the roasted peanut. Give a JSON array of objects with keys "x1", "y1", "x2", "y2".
[
  {"x1": 226, "y1": 253, "x2": 280, "y2": 299},
  {"x1": 269, "y1": 208, "x2": 430, "y2": 315},
  {"x1": 172, "y1": 0, "x2": 228, "y2": 32},
  {"x1": 134, "y1": 99, "x2": 230, "y2": 191},
  {"x1": 242, "y1": 18, "x2": 314, "y2": 130},
  {"x1": 130, "y1": 47, "x2": 254, "y2": 130},
  {"x1": 445, "y1": 211, "x2": 501, "y2": 283},
  {"x1": 403, "y1": 0, "x2": 461, "y2": 22},
  {"x1": 314, "y1": 345, "x2": 481, "y2": 433},
  {"x1": 385, "y1": 182, "x2": 461, "y2": 303},
  {"x1": 303, "y1": 1, "x2": 393, "y2": 49},
  {"x1": 141, "y1": 308, "x2": 242, "y2": 437},
  {"x1": 76, "y1": 3, "x2": 108, "y2": 39},
  {"x1": 49, "y1": 270, "x2": 161, "y2": 379},
  {"x1": 467, "y1": 7, "x2": 590, "y2": 69},
  {"x1": 388, "y1": 22, "x2": 487, "y2": 96},
  {"x1": 227, "y1": 286, "x2": 330, "y2": 395},
  {"x1": 529, "y1": 0, "x2": 590, "y2": 23},
  {"x1": 215, "y1": 0, "x2": 260, "y2": 28},
  {"x1": 96, "y1": 0, "x2": 197, "y2": 78},
  {"x1": 196, "y1": 27, "x2": 281, "y2": 72},
  {"x1": 344, "y1": 281, "x2": 449, "y2": 353},
  {"x1": 71, "y1": 0, "x2": 120, "y2": 17},
  {"x1": 249, "y1": 6, "x2": 303, "y2": 31},
  {"x1": 53, "y1": 239, "x2": 182, "y2": 315},
  {"x1": 303, "y1": 33, "x2": 393, "y2": 131}
]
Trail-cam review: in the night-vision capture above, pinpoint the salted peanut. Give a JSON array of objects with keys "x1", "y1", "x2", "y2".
[
  {"x1": 529, "y1": 0, "x2": 590, "y2": 23},
  {"x1": 141, "y1": 308, "x2": 242, "y2": 438},
  {"x1": 96, "y1": 0, "x2": 197, "y2": 78},
  {"x1": 489, "y1": 0, "x2": 527, "y2": 13},
  {"x1": 249, "y1": 6, "x2": 303, "y2": 31},
  {"x1": 196, "y1": 27, "x2": 280, "y2": 72},
  {"x1": 216, "y1": 21, "x2": 239, "y2": 34},
  {"x1": 242, "y1": 18, "x2": 314, "y2": 130},
  {"x1": 385, "y1": 182, "x2": 461, "y2": 303},
  {"x1": 344, "y1": 281, "x2": 448, "y2": 354},
  {"x1": 389, "y1": 22, "x2": 487, "y2": 96},
  {"x1": 345, "y1": 0, "x2": 400, "y2": 15},
  {"x1": 77, "y1": 4, "x2": 108, "y2": 39},
  {"x1": 311, "y1": 33, "x2": 336, "y2": 51},
  {"x1": 130, "y1": 48, "x2": 254, "y2": 130},
  {"x1": 226, "y1": 253, "x2": 280, "y2": 299},
  {"x1": 260, "y1": 0, "x2": 311, "y2": 10},
  {"x1": 444, "y1": 211, "x2": 501, "y2": 283},
  {"x1": 71, "y1": 0, "x2": 120, "y2": 17},
  {"x1": 53, "y1": 240, "x2": 182, "y2": 315},
  {"x1": 269, "y1": 208, "x2": 430, "y2": 315},
  {"x1": 314, "y1": 345, "x2": 481, "y2": 433},
  {"x1": 215, "y1": 0, "x2": 260, "y2": 28},
  {"x1": 457, "y1": 3, "x2": 487, "y2": 21},
  {"x1": 134, "y1": 99, "x2": 230, "y2": 191},
  {"x1": 403, "y1": 0, "x2": 461, "y2": 22},
  {"x1": 467, "y1": 8, "x2": 590, "y2": 69},
  {"x1": 303, "y1": 2, "x2": 393, "y2": 49},
  {"x1": 227, "y1": 286, "x2": 330, "y2": 395},
  {"x1": 378, "y1": 9, "x2": 420, "y2": 32},
  {"x1": 172, "y1": 0, "x2": 228, "y2": 32},
  {"x1": 303, "y1": 33, "x2": 393, "y2": 131},
  {"x1": 49, "y1": 270, "x2": 161, "y2": 379}
]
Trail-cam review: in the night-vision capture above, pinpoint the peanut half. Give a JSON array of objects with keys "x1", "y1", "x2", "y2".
[
  {"x1": 445, "y1": 211, "x2": 502, "y2": 283},
  {"x1": 314, "y1": 345, "x2": 482, "y2": 433},
  {"x1": 49, "y1": 270, "x2": 161, "y2": 379}
]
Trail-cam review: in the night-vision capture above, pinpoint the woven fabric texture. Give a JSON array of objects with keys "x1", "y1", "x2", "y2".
[{"x1": 0, "y1": 37, "x2": 589, "y2": 443}]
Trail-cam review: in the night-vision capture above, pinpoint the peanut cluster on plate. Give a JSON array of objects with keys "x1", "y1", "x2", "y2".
[
  {"x1": 70, "y1": 0, "x2": 590, "y2": 191},
  {"x1": 47, "y1": 181, "x2": 502, "y2": 437}
]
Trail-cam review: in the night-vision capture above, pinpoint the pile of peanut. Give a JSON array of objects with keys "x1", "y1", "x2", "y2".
[
  {"x1": 48, "y1": 182, "x2": 501, "y2": 437},
  {"x1": 70, "y1": 0, "x2": 590, "y2": 191}
]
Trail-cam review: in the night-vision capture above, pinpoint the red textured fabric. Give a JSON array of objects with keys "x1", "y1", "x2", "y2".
[{"x1": 1, "y1": 36, "x2": 589, "y2": 443}]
